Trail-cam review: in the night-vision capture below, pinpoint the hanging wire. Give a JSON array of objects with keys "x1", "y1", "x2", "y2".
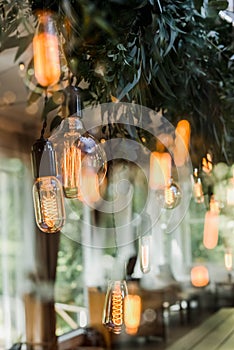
[
  {"x1": 40, "y1": 90, "x2": 48, "y2": 139},
  {"x1": 107, "y1": 112, "x2": 119, "y2": 258}
]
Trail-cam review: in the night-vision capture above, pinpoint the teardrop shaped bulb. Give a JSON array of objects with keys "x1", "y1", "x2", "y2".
[{"x1": 102, "y1": 280, "x2": 128, "y2": 334}]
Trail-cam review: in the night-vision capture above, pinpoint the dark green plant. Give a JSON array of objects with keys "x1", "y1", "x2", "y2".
[{"x1": 0, "y1": 0, "x2": 233, "y2": 164}]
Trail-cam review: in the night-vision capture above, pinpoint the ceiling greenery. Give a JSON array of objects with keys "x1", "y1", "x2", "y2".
[{"x1": 0, "y1": 0, "x2": 233, "y2": 166}]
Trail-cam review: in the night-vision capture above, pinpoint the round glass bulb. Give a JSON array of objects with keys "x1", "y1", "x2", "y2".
[
  {"x1": 164, "y1": 179, "x2": 182, "y2": 209},
  {"x1": 49, "y1": 116, "x2": 107, "y2": 200}
]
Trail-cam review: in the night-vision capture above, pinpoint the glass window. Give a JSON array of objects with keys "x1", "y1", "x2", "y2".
[{"x1": 0, "y1": 158, "x2": 34, "y2": 349}]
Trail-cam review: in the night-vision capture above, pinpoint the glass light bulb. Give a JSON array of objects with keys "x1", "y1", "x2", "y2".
[
  {"x1": 164, "y1": 179, "x2": 181, "y2": 209},
  {"x1": 124, "y1": 294, "x2": 141, "y2": 335},
  {"x1": 149, "y1": 151, "x2": 171, "y2": 190},
  {"x1": 139, "y1": 235, "x2": 151, "y2": 274},
  {"x1": 50, "y1": 116, "x2": 107, "y2": 199},
  {"x1": 224, "y1": 249, "x2": 232, "y2": 271},
  {"x1": 33, "y1": 176, "x2": 65, "y2": 233},
  {"x1": 192, "y1": 168, "x2": 204, "y2": 203},
  {"x1": 33, "y1": 10, "x2": 61, "y2": 87},
  {"x1": 191, "y1": 266, "x2": 209, "y2": 287},
  {"x1": 102, "y1": 280, "x2": 128, "y2": 334}
]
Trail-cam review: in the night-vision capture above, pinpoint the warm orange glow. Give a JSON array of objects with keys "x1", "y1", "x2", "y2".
[
  {"x1": 225, "y1": 250, "x2": 232, "y2": 271},
  {"x1": 156, "y1": 133, "x2": 174, "y2": 152},
  {"x1": 124, "y1": 295, "x2": 142, "y2": 335},
  {"x1": 33, "y1": 12, "x2": 61, "y2": 87},
  {"x1": 203, "y1": 211, "x2": 219, "y2": 249},
  {"x1": 191, "y1": 266, "x2": 209, "y2": 287},
  {"x1": 79, "y1": 168, "x2": 101, "y2": 203},
  {"x1": 102, "y1": 280, "x2": 127, "y2": 334},
  {"x1": 149, "y1": 152, "x2": 171, "y2": 190},
  {"x1": 173, "y1": 120, "x2": 191, "y2": 166},
  {"x1": 62, "y1": 143, "x2": 81, "y2": 198},
  {"x1": 33, "y1": 176, "x2": 65, "y2": 233},
  {"x1": 112, "y1": 284, "x2": 123, "y2": 327},
  {"x1": 202, "y1": 153, "x2": 213, "y2": 174}
]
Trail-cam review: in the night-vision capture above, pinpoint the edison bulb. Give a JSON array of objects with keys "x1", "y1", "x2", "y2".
[
  {"x1": 50, "y1": 116, "x2": 107, "y2": 199},
  {"x1": 33, "y1": 176, "x2": 65, "y2": 233},
  {"x1": 33, "y1": 11, "x2": 61, "y2": 87},
  {"x1": 102, "y1": 280, "x2": 128, "y2": 334}
]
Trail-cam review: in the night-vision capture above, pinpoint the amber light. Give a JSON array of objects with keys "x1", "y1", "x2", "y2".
[
  {"x1": 149, "y1": 152, "x2": 171, "y2": 190},
  {"x1": 102, "y1": 280, "x2": 128, "y2": 334},
  {"x1": 191, "y1": 266, "x2": 209, "y2": 287},
  {"x1": 174, "y1": 119, "x2": 191, "y2": 167},
  {"x1": 124, "y1": 295, "x2": 142, "y2": 335},
  {"x1": 79, "y1": 167, "x2": 101, "y2": 204},
  {"x1": 203, "y1": 196, "x2": 220, "y2": 249},
  {"x1": 33, "y1": 11, "x2": 61, "y2": 87}
]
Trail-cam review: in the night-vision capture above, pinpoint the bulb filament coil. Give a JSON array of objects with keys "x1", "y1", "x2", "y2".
[
  {"x1": 112, "y1": 289, "x2": 123, "y2": 326},
  {"x1": 165, "y1": 187, "x2": 174, "y2": 206}
]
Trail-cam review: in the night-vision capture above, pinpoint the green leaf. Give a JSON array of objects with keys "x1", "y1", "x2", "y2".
[{"x1": 117, "y1": 66, "x2": 142, "y2": 101}]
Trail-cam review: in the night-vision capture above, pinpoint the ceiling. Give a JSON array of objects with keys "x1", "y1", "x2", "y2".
[{"x1": 0, "y1": 47, "x2": 42, "y2": 136}]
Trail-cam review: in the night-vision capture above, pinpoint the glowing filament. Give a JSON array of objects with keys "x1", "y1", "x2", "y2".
[
  {"x1": 62, "y1": 143, "x2": 81, "y2": 198},
  {"x1": 33, "y1": 176, "x2": 65, "y2": 233},
  {"x1": 165, "y1": 186, "x2": 174, "y2": 207},
  {"x1": 112, "y1": 286, "x2": 123, "y2": 327},
  {"x1": 102, "y1": 280, "x2": 127, "y2": 335}
]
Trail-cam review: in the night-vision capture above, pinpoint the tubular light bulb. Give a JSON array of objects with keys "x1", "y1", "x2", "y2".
[
  {"x1": 224, "y1": 249, "x2": 232, "y2": 271},
  {"x1": 33, "y1": 10, "x2": 61, "y2": 87},
  {"x1": 31, "y1": 138, "x2": 65, "y2": 233},
  {"x1": 102, "y1": 280, "x2": 128, "y2": 334},
  {"x1": 174, "y1": 120, "x2": 191, "y2": 167},
  {"x1": 124, "y1": 295, "x2": 141, "y2": 335},
  {"x1": 139, "y1": 235, "x2": 151, "y2": 274},
  {"x1": 203, "y1": 196, "x2": 219, "y2": 249},
  {"x1": 192, "y1": 168, "x2": 204, "y2": 203},
  {"x1": 33, "y1": 176, "x2": 65, "y2": 233},
  {"x1": 149, "y1": 152, "x2": 171, "y2": 190}
]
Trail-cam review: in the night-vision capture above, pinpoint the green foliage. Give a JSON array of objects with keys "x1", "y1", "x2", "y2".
[{"x1": 0, "y1": 0, "x2": 234, "y2": 163}]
